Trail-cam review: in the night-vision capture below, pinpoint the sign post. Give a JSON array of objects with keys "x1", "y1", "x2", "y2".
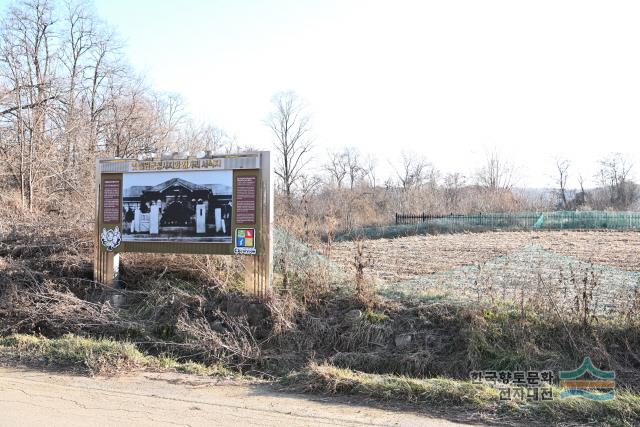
[{"x1": 94, "y1": 151, "x2": 273, "y2": 296}]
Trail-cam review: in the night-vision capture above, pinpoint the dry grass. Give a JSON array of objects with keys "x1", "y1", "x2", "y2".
[
  {"x1": 282, "y1": 362, "x2": 499, "y2": 407},
  {"x1": 329, "y1": 231, "x2": 640, "y2": 319},
  {"x1": 0, "y1": 333, "x2": 235, "y2": 377},
  {"x1": 282, "y1": 363, "x2": 640, "y2": 427},
  {"x1": 330, "y1": 231, "x2": 640, "y2": 282},
  {"x1": 3, "y1": 214, "x2": 640, "y2": 427}
]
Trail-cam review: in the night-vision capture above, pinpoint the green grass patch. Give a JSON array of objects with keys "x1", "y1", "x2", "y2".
[
  {"x1": 282, "y1": 363, "x2": 640, "y2": 426},
  {"x1": 0, "y1": 334, "x2": 235, "y2": 377},
  {"x1": 523, "y1": 392, "x2": 640, "y2": 426},
  {"x1": 0, "y1": 333, "x2": 147, "y2": 375},
  {"x1": 361, "y1": 309, "x2": 388, "y2": 323},
  {"x1": 153, "y1": 354, "x2": 235, "y2": 377},
  {"x1": 282, "y1": 363, "x2": 499, "y2": 408}
]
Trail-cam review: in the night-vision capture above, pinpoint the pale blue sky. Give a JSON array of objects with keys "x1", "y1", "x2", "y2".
[{"x1": 10, "y1": 0, "x2": 640, "y2": 187}]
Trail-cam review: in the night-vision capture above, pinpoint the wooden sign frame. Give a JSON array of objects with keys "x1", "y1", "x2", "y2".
[{"x1": 94, "y1": 151, "x2": 273, "y2": 296}]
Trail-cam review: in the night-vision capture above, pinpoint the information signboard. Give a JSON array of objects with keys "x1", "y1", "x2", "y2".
[{"x1": 94, "y1": 152, "x2": 273, "y2": 295}]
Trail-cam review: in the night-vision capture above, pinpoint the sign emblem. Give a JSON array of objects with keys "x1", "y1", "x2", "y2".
[
  {"x1": 100, "y1": 226, "x2": 122, "y2": 252},
  {"x1": 559, "y1": 357, "x2": 615, "y2": 400},
  {"x1": 234, "y1": 228, "x2": 256, "y2": 255}
]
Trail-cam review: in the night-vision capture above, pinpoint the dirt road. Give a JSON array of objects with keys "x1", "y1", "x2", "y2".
[{"x1": 0, "y1": 367, "x2": 474, "y2": 427}]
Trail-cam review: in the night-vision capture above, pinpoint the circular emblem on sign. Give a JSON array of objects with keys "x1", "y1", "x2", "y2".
[{"x1": 101, "y1": 226, "x2": 122, "y2": 251}]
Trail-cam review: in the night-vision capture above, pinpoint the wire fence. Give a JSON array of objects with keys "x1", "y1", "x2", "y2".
[{"x1": 336, "y1": 211, "x2": 640, "y2": 241}]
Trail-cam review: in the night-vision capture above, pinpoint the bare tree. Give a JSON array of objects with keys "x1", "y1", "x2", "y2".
[
  {"x1": 151, "y1": 92, "x2": 187, "y2": 148},
  {"x1": 179, "y1": 122, "x2": 237, "y2": 154},
  {"x1": 324, "y1": 149, "x2": 347, "y2": 188},
  {"x1": 596, "y1": 153, "x2": 638, "y2": 209},
  {"x1": 476, "y1": 149, "x2": 515, "y2": 191},
  {"x1": 392, "y1": 151, "x2": 430, "y2": 190},
  {"x1": 555, "y1": 158, "x2": 570, "y2": 209},
  {"x1": 575, "y1": 174, "x2": 587, "y2": 207},
  {"x1": 0, "y1": 0, "x2": 236, "y2": 215},
  {"x1": 86, "y1": 29, "x2": 124, "y2": 150},
  {"x1": 266, "y1": 91, "x2": 312, "y2": 198},
  {"x1": 0, "y1": 0, "x2": 58, "y2": 211},
  {"x1": 343, "y1": 146, "x2": 363, "y2": 189},
  {"x1": 363, "y1": 153, "x2": 377, "y2": 188},
  {"x1": 443, "y1": 172, "x2": 465, "y2": 212},
  {"x1": 324, "y1": 146, "x2": 364, "y2": 189}
]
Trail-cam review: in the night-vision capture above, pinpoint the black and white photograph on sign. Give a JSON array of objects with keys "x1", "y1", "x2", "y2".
[{"x1": 122, "y1": 170, "x2": 232, "y2": 242}]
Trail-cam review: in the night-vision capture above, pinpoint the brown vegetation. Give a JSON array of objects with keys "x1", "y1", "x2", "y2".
[
  {"x1": 0, "y1": 3, "x2": 639, "y2": 425},
  {"x1": 330, "y1": 230, "x2": 640, "y2": 281},
  {"x1": 1, "y1": 213, "x2": 640, "y2": 390}
]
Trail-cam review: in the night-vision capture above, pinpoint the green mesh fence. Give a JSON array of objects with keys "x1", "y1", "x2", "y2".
[{"x1": 335, "y1": 211, "x2": 640, "y2": 241}]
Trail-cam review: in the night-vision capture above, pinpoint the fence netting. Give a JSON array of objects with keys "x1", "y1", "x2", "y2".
[{"x1": 337, "y1": 211, "x2": 640, "y2": 241}]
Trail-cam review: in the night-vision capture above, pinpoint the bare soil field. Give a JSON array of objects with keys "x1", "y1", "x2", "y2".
[{"x1": 330, "y1": 230, "x2": 640, "y2": 282}]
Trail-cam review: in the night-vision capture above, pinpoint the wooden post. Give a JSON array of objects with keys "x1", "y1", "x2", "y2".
[
  {"x1": 243, "y1": 151, "x2": 273, "y2": 297},
  {"x1": 94, "y1": 160, "x2": 120, "y2": 287},
  {"x1": 94, "y1": 246, "x2": 119, "y2": 286}
]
